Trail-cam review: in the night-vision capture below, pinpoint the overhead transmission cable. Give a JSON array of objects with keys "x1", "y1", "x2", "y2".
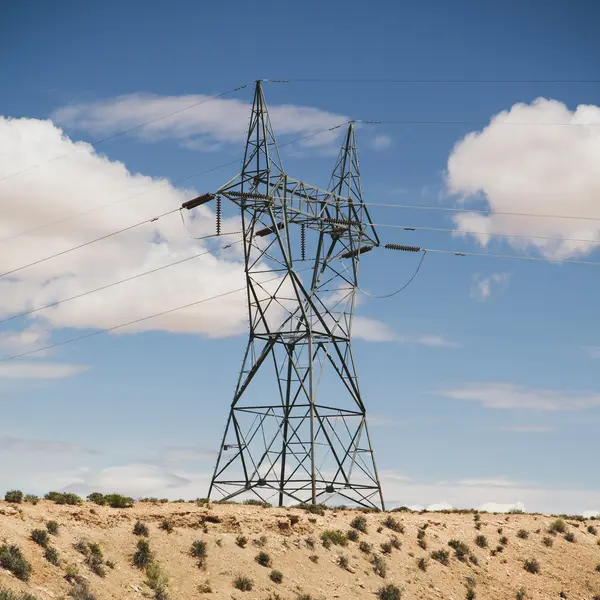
[
  {"x1": 284, "y1": 78, "x2": 600, "y2": 84},
  {"x1": 0, "y1": 236, "x2": 242, "y2": 327}
]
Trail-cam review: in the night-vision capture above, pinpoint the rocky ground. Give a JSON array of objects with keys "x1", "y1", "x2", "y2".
[{"x1": 1, "y1": 499, "x2": 599, "y2": 599}]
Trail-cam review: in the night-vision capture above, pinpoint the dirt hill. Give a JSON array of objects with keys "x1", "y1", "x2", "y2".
[{"x1": 1, "y1": 499, "x2": 599, "y2": 599}]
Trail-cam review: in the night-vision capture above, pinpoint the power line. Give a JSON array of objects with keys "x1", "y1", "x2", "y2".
[
  {"x1": 0, "y1": 236, "x2": 242, "y2": 327},
  {"x1": 0, "y1": 82, "x2": 252, "y2": 185},
  {"x1": 286, "y1": 78, "x2": 600, "y2": 84},
  {"x1": 372, "y1": 221, "x2": 600, "y2": 246},
  {"x1": 359, "y1": 118, "x2": 600, "y2": 127}
]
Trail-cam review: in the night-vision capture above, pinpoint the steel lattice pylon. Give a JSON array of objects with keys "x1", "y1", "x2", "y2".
[{"x1": 208, "y1": 81, "x2": 385, "y2": 509}]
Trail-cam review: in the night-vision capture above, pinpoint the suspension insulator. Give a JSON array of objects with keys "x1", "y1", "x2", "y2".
[
  {"x1": 216, "y1": 195, "x2": 222, "y2": 235},
  {"x1": 228, "y1": 191, "x2": 271, "y2": 200},
  {"x1": 181, "y1": 193, "x2": 215, "y2": 210},
  {"x1": 340, "y1": 245, "x2": 373, "y2": 259},
  {"x1": 323, "y1": 217, "x2": 360, "y2": 227},
  {"x1": 300, "y1": 224, "x2": 306, "y2": 260},
  {"x1": 256, "y1": 222, "x2": 285, "y2": 237},
  {"x1": 384, "y1": 243, "x2": 421, "y2": 252}
]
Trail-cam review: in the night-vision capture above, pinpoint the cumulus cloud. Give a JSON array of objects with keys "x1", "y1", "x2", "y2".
[
  {"x1": 352, "y1": 316, "x2": 458, "y2": 347},
  {"x1": 470, "y1": 272, "x2": 510, "y2": 300},
  {"x1": 447, "y1": 98, "x2": 600, "y2": 259},
  {"x1": 439, "y1": 382, "x2": 600, "y2": 411},
  {"x1": 372, "y1": 134, "x2": 392, "y2": 150},
  {"x1": 0, "y1": 362, "x2": 88, "y2": 379},
  {"x1": 53, "y1": 93, "x2": 349, "y2": 151},
  {"x1": 0, "y1": 435, "x2": 96, "y2": 454}
]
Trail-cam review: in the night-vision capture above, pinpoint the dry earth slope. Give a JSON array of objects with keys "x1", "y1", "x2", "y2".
[{"x1": 1, "y1": 499, "x2": 600, "y2": 599}]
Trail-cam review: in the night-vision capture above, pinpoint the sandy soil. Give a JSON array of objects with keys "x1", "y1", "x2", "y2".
[{"x1": 1, "y1": 500, "x2": 599, "y2": 599}]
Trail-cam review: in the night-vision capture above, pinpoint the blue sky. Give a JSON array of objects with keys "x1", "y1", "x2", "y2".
[{"x1": 1, "y1": 0, "x2": 600, "y2": 514}]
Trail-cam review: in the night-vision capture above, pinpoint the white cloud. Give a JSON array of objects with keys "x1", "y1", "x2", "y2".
[
  {"x1": 470, "y1": 272, "x2": 510, "y2": 301},
  {"x1": 458, "y1": 477, "x2": 520, "y2": 488},
  {"x1": 53, "y1": 93, "x2": 348, "y2": 151},
  {"x1": 479, "y1": 501, "x2": 525, "y2": 513},
  {"x1": 0, "y1": 361, "x2": 87, "y2": 379},
  {"x1": 439, "y1": 382, "x2": 600, "y2": 411},
  {"x1": 447, "y1": 98, "x2": 600, "y2": 259},
  {"x1": 0, "y1": 435, "x2": 95, "y2": 454},
  {"x1": 352, "y1": 316, "x2": 459, "y2": 347},
  {"x1": 372, "y1": 134, "x2": 392, "y2": 150},
  {"x1": 586, "y1": 346, "x2": 600, "y2": 359},
  {"x1": 499, "y1": 425, "x2": 556, "y2": 433}
]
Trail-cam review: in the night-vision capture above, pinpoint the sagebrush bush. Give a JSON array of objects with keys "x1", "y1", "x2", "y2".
[
  {"x1": 4, "y1": 490, "x2": 23, "y2": 503},
  {"x1": 68, "y1": 581, "x2": 97, "y2": 600},
  {"x1": 236, "y1": 534, "x2": 248, "y2": 548},
  {"x1": 516, "y1": 588, "x2": 526, "y2": 600},
  {"x1": 564, "y1": 532, "x2": 576, "y2": 543},
  {"x1": 380, "y1": 541, "x2": 392, "y2": 554},
  {"x1": 499, "y1": 535, "x2": 508, "y2": 546},
  {"x1": 376, "y1": 584, "x2": 402, "y2": 600},
  {"x1": 542, "y1": 536, "x2": 553, "y2": 547},
  {"x1": 382, "y1": 516, "x2": 404, "y2": 533},
  {"x1": 523, "y1": 558, "x2": 540, "y2": 574},
  {"x1": 350, "y1": 515, "x2": 368, "y2": 533},
  {"x1": 191, "y1": 540, "x2": 207, "y2": 559},
  {"x1": 516, "y1": 529, "x2": 529, "y2": 539},
  {"x1": 159, "y1": 519, "x2": 174, "y2": 533},
  {"x1": 44, "y1": 546, "x2": 60, "y2": 566},
  {"x1": 45, "y1": 491, "x2": 82, "y2": 505},
  {"x1": 549, "y1": 519, "x2": 567, "y2": 534},
  {"x1": 243, "y1": 499, "x2": 271, "y2": 508},
  {"x1": 587, "y1": 525, "x2": 598, "y2": 535},
  {"x1": 359, "y1": 540, "x2": 372, "y2": 554},
  {"x1": 233, "y1": 574, "x2": 253, "y2": 591},
  {"x1": 371, "y1": 554, "x2": 387, "y2": 578},
  {"x1": 146, "y1": 561, "x2": 169, "y2": 598},
  {"x1": 321, "y1": 530, "x2": 347, "y2": 547},
  {"x1": 595, "y1": 563, "x2": 600, "y2": 573},
  {"x1": 270, "y1": 569, "x2": 283, "y2": 583},
  {"x1": 347, "y1": 529, "x2": 359, "y2": 542},
  {"x1": 133, "y1": 540, "x2": 152, "y2": 569},
  {"x1": 337, "y1": 554, "x2": 349, "y2": 570},
  {"x1": 253, "y1": 535, "x2": 268, "y2": 548},
  {"x1": 197, "y1": 581, "x2": 212, "y2": 593},
  {"x1": 299, "y1": 503, "x2": 326, "y2": 516},
  {"x1": 475, "y1": 535, "x2": 488, "y2": 548},
  {"x1": 417, "y1": 557, "x2": 428, "y2": 571},
  {"x1": 418, "y1": 538, "x2": 427, "y2": 550},
  {"x1": 466, "y1": 585, "x2": 476, "y2": 600},
  {"x1": 0, "y1": 544, "x2": 32, "y2": 581},
  {"x1": 31, "y1": 529, "x2": 49, "y2": 547},
  {"x1": 430, "y1": 549, "x2": 449, "y2": 566},
  {"x1": 24, "y1": 494, "x2": 39, "y2": 505},
  {"x1": 255, "y1": 551, "x2": 272, "y2": 567},
  {"x1": 87, "y1": 493, "x2": 106, "y2": 506},
  {"x1": 390, "y1": 536, "x2": 402, "y2": 550},
  {"x1": 448, "y1": 539, "x2": 470, "y2": 562},
  {"x1": 46, "y1": 521, "x2": 59, "y2": 535},
  {"x1": 308, "y1": 554, "x2": 319, "y2": 563},
  {"x1": 133, "y1": 521, "x2": 149, "y2": 536},
  {"x1": 0, "y1": 587, "x2": 41, "y2": 600}
]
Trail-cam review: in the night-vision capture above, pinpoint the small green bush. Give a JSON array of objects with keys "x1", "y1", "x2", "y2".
[
  {"x1": 197, "y1": 580, "x2": 212, "y2": 593},
  {"x1": 236, "y1": 535, "x2": 248, "y2": 548},
  {"x1": 191, "y1": 540, "x2": 207, "y2": 566},
  {"x1": 104, "y1": 494, "x2": 134, "y2": 508},
  {"x1": 588, "y1": 525, "x2": 598, "y2": 535},
  {"x1": 516, "y1": 529, "x2": 529, "y2": 539},
  {"x1": 359, "y1": 540, "x2": 372, "y2": 554},
  {"x1": 516, "y1": 588, "x2": 527, "y2": 600},
  {"x1": 431, "y1": 549, "x2": 450, "y2": 566},
  {"x1": 475, "y1": 535, "x2": 488, "y2": 548},
  {"x1": 0, "y1": 544, "x2": 32, "y2": 581},
  {"x1": 4, "y1": 490, "x2": 23, "y2": 503},
  {"x1": 382, "y1": 516, "x2": 404, "y2": 533},
  {"x1": 299, "y1": 503, "x2": 326, "y2": 516},
  {"x1": 44, "y1": 546, "x2": 60, "y2": 566},
  {"x1": 448, "y1": 539, "x2": 470, "y2": 561},
  {"x1": 309, "y1": 554, "x2": 319, "y2": 563},
  {"x1": 376, "y1": 584, "x2": 402, "y2": 600},
  {"x1": 371, "y1": 553, "x2": 387, "y2": 578},
  {"x1": 337, "y1": 554, "x2": 349, "y2": 570},
  {"x1": 255, "y1": 551, "x2": 271, "y2": 567},
  {"x1": 31, "y1": 529, "x2": 49, "y2": 547},
  {"x1": 133, "y1": 521, "x2": 149, "y2": 536},
  {"x1": 417, "y1": 556, "x2": 428, "y2": 571},
  {"x1": 146, "y1": 561, "x2": 169, "y2": 598},
  {"x1": 0, "y1": 588, "x2": 40, "y2": 600},
  {"x1": 523, "y1": 558, "x2": 540, "y2": 574},
  {"x1": 68, "y1": 582, "x2": 96, "y2": 600},
  {"x1": 499, "y1": 535, "x2": 508, "y2": 546},
  {"x1": 45, "y1": 491, "x2": 82, "y2": 505},
  {"x1": 133, "y1": 540, "x2": 152, "y2": 569},
  {"x1": 46, "y1": 521, "x2": 59, "y2": 535},
  {"x1": 243, "y1": 499, "x2": 271, "y2": 508},
  {"x1": 542, "y1": 536, "x2": 553, "y2": 547},
  {"x1": 347, "y1": 529, "x2": 359, "y2": 542},
  {"x1": 595, "y1": 563, "x2": 600, "y2": 573},
  {"x1": 233, "y1": 574, "x2": 253, "y2": 591},
  {"x1": 24, "y1": 494, "x2": 39, "y2": 505},
  {"x1": 270, "y1": 569, "x2": 283, "y2": 583},
  {"x1": 350, "y1": 515, "x2": 368, "y2": 533},
  {"x1": 87, "y1": 493, "x2": 106, "y2": 506},
  {"x1": 159, "y1": 519, "x2": 173, "y2": 533},
  {"x1": 390, "y1": 536, "x2": 402, "y2": 550},
  {"x1": 380, "y1": 541, "x2": 392, "y2": 554},
  {"x1": 564, "y1": 532, "x2": 576, "y2": 543},
  {"x1": 466, "y1": 586, "x2": 476, "y2": 600},
  {"x1": 321, "y1": 530, "x2": 348, "y2": 547},
  {"x1": 549, "y1": 519, "x2": 567, "y2": 534}
]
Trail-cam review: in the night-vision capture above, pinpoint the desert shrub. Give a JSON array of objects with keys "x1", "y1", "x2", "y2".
[
  {"x1": 299, "y1": 503, "x2": 326, "y2": 516},
  {"x1": 31, "y1": 529, "x2": 49, "y2": 547},
  {"x1": 376, "y1": 584, "x2": 402, "y2": 600},
  {"x1": 309, "y1": 554, "x2": 319, "y2": 563},
  {"x1": 542, "y1": 536, "x2": 553, "y2": 547},
  {"x1": 430, "y1": 549, "x2": 449, "y2": 566},
  {"x1": 44, "y1": 546, "x2": 60, "y2": 566},
  {"x1": 253, "y1": 535, "x2": 268, "y2": 548},
  {"x1": 133, "y1": 540, "x2": 152, "y2": 569},
  {"x1": 191, "y1": 540, "x2": 207, "y2": 567},
  {"x1": 197, "y1": 580, "x2": 212, "y2": 593},
  {"x1": 45, "y1": 492, "x2": 82, "y2": 505},
  {"x1": 523, "y1": 558, "x2": 540, "y2": 574},
  {"x1": 351, "y1": 515, "x2": 368, "y2": 533},
  {"x1": 469, "y1": 554, "x2": 479, "y2": 566},
  {"x1": 371, "y1": 553, "x2": 387, "y2": 578},
  {"x1": 475, "y1": 535, "x2": 488, "y2": 548},
  {"x1": 64, "y1": 564, "x2": 81, "y2": 583},
  {"x1": 159, "y1": 519, "x2": 173, "y2": 533},
  {"x1": 448, "y1": 539, "x2": 470, "y2": 562},
  {"x1": 497, "y1": 527, "x2": 503, "y2": 534},
  {"x1": 595, "y1": 563, "x2": 600, "y2": 573},
  {"x1": 0, "y1": 544, "x2": 32, "y2": 581},
  {"x1": 24, "y1": 494, "x2": 39, "y2": 505},
  {"x1": 347, "y1": 529, "x2": 359, "y2": 542},
  {"x1": 104, "y1": 494, "x2": 134, "y2": 508},
  {"x1": 382, "y1": 516, "x2": 404, "y2": 533},
  {"x1": 68, "y1": 582, "x2": 96, "y2": 600},
  {"x1": 133, "y1": 521, "x2": 149, "y2": 536},
  {"x1": 46, "y1": 520, "x2": 59, "y2": 535},
  {"x1": 359, "y1": 540, "x2": 372, "y2": 553},
  {"x1": 86, "y1": 552, "x2": 105, "y2": 577},
  {"x1": 417, "y1": 557, "x2": 428, "y2": 571},
  {"x1": 417, "y1": 528, "x2": 426, "y2": 540},
  {"x1": 495, "y1": 544, "x2": 504, "y2": 553},
  {"x1": 106, "y1": 560, "x2": 115, "y2": 569},
  {"x1": 564, "y1": 532, "x2": 576, "y2": 543},
  {"x1": 146, "y1": 561, "x2": 169, "y2": 599},
  {"x1": 255, "y1": 551, "x2": 271, "y2": 567},
  {"x1": 516, "y1": 589, "x2": 526, "y2": 600},
  {"x1": 474, "y1": 513, "x2": 481, "y2": 522},
  {"x1": 297, "y1": 595, "x2": 313, "y2": 600},
  {"x1": 86, "y1": 493, "x2": 106, "y2": 506},
  {"x1": 270, "y1": 569, "x2": 283, "y2": 583},
  {"x1": 4, "y1": 490, "x2": 23, "y2": 503},
  {"x1": 0, "y1": 588, "x2": 40, "y2": 600},
  {"x1": 549, "y1": 519, "x2": 567, "y2": 534},
  {"x1": 233, "y1": 574, "x2": 253, "y2": 591},
  {"x1": 418, "y1": 538, "x2": 427, "y2": 550},
  {"x1": 243, "y1": 499, "x2": 271, "y2": 508},
  {"x1": 321, "y1": 530, "x2": 347, "y2": 547},
  {"x1": 380, "y1": 541, "x2": 392, "y2": 554},
  {"x1": 499, "y1": 535, "x2": 508, "y2": 546},
  {"x1": 587, "y1": 525, "x2": 598, "y2": 535},
  {"x1": 516, "y1": 529, "x2": 529, "y2": 539},
  {"x1": 337, "y1": 554, "x2": 349, "y2": 570},
  {"x1": 466, "y1": 586, "x2": 476, "y2": 600},
  {"x1": 235, "y1": 534, "x2": 248, "y2": 548},
  {"x1": 390, "y1": 536, "x2": 402, "y2": 550}
]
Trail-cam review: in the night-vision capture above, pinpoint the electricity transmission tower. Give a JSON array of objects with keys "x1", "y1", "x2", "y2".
[{"x1": 206, "y1": 80, "x2": 385, "y2": 509}]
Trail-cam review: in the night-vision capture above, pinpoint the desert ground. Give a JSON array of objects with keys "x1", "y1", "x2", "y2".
[{"x1": 1, "y1": 498, "x2": 599, "y2": 599}]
